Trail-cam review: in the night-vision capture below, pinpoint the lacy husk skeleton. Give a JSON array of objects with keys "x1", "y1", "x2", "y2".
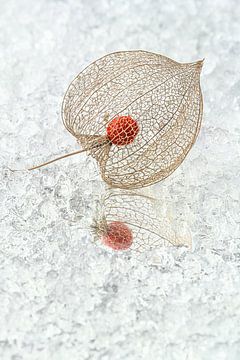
[{"x1": 62, "y1": 50, "x2": 203, "y2": 189}]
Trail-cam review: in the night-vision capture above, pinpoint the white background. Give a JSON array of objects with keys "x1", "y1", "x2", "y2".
[{"x1": 0, "y1": 0, "x2": 240, "y2": 359}]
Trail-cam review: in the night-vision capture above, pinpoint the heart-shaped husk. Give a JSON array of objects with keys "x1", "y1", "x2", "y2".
[{"x1": 62, "y1": 50, "x2": 203, "y2": 189}]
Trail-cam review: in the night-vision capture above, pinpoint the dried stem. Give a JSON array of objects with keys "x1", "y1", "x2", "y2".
[
  {"x1": 11, "y1": 139, "x2": 110, "y2": 172},
  {"x1": 28, "y1": 148, "x2": 87, "y2": 170}
]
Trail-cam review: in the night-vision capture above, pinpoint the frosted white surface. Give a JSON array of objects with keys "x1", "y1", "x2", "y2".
[{"x1": 0, "y1": 0, "x2": 240, "y2": 359}]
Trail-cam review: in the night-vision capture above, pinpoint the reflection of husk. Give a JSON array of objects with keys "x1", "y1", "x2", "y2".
[{"x1": 92, "y1": 188, "x2": 192, "y2": 252}]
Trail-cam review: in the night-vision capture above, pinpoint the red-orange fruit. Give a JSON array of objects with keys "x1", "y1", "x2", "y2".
[
  {"x1": 102, "y1": 221, "x2": 133, "y2": 250},
  {"x1": 106, "y1": 115, "x2": 139, "y2": 146}
]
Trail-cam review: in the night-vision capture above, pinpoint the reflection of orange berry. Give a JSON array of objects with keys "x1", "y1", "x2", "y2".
[
  {"x1": 107, "y1": 115, "x2": 139, "y2": 146},
  {"x1": 102, "y1": 221, "x2": 133, "y2": 250}
]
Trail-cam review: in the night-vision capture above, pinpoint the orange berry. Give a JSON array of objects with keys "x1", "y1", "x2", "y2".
[
  {"x1": 102, "y1": 221, "x2": 133, "y2": 250},
  {"x1": 106, "y1": 115, "x2": 139, "y2": 146}
]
